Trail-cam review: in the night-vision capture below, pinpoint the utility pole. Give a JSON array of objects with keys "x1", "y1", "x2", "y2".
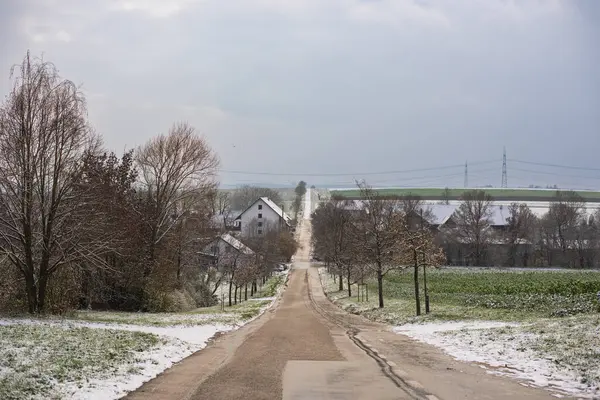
[
  {"x1": 501, "y1": 147, "x2": 508, "y2": 188},
  {"x1": 464, "y1": 161, "x2": 468, "y2": 188}
]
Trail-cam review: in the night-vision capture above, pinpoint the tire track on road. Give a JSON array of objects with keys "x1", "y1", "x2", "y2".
[{"x1": 305, "y1": 270, "x2": 437, "y2": 400}]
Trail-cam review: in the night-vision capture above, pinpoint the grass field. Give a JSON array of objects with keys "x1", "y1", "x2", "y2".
[
  {"x1": 69, "y1": 299, "x2": 271, "y2": 327},
  {"x1": 330, "y1": 187, "x2": 600, "y2": 201},
  {"x1": 0, "y1": 272, "x2": 288, "y2": 399},
  {"x1": 321, "y1": 267, "x2": 600, "y2": 324},
  {"x1": 0, "y1": 324, "x2": 164, "y2": 400},
  {"x1": 320, "y1": 267, "x2": 600, "y2": 397}
]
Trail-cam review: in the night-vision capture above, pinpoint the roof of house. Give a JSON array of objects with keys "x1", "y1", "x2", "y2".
[
  {"x1": 260, "y1": 197, "x2": 292, "y2": 224},
  {"x1": 424, "y1": 204, "x2": 457, "y2": 225},
  {"x1": 439, "y1": 204, "x2": 513, "y2": 227},
  {"x1": 234, "y1": 197, "x2": 292, "y2": 225},
  {"x1": 219, "y1": 233, "x2": 255, "y2": 255},
  {"x1": 489, "y1": 205, "x2": 510, "y2": 226},
  {"x1": 339, "y1": 200, "x2": 521, "y2": 228}
]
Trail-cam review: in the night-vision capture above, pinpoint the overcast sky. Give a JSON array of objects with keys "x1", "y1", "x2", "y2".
[{"x1": 1, "y1": 0, "x2": 599, "y2": 189}]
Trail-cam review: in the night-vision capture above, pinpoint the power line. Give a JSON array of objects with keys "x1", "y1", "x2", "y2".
[
  {"x1": 511, "y1": 167, "x2": 600, "y2": 181},
  {"x1": 508, "y1": 159, "x2": 600, "y2": 172},
  {"x1": 218, "y1": 160, "x2": 500, "y2": 177}
]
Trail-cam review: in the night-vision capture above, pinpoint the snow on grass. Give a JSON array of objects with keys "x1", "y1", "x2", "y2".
[
  {"x1": 0, "y1": 318, "x2": 233, "y2": 400},
  {"x1": 0, "y1": 274, "x2": 289, "y2": 400},
  {"x1": 318, "y1": 267, "x2": 600, "y2": 398},
  {"x1": 394, "y1": 316, "x2": 600, "y2": 399}
]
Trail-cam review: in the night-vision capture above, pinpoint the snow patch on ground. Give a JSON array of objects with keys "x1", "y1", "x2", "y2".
[
  {"x1": 394, "y1": 321, "x2": 599, "y2": 399},
  {"x1": 0, "y1": 318, "x2": 234, "y2": 399},
  {"x1": 0, "y1": 278, "x2": 287, "y2": 400}
]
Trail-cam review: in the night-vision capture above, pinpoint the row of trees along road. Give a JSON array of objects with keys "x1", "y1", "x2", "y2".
[
  {"x1": 312, "y1": 182, "x2": 445, "y2": 313},
  {"x1": 0, "y1": 52, "x2": 265, "y2": 314}
]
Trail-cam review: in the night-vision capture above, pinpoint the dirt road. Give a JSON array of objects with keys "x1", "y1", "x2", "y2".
[{"x1": 128, "y1": 190, "x2": 561, "y2": 400}]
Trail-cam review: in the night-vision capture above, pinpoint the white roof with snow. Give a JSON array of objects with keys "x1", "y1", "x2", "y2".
[
  {"x1": 234, "y1": 197, "x2": 292, "y2": 226},
  {"x1": 260, "y1": 197, "x2": 292, "y2": 224},
  {"x1": 424, "y1": 204, "x2": 457, "y2": 225},
  {"x1": 219, "y1": 233, "x2": 254, "y2": 255}
]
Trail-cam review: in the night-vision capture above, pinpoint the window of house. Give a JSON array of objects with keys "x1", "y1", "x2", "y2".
[
  {"x1": 258, "y1": 204, "x2": 262, "y2": 210},
  {"x1": 258, "y1": 222, "x2": 263, "y2": 227},
  {"x1": 258, "y1": 229, "x2": 263, "y2": 235},
  {"x1": 258, "y1": 213, "x2": 262, "y2": 219},
  {"x1": 211, "y1": 246, "x2": 219, "y2": 254}
]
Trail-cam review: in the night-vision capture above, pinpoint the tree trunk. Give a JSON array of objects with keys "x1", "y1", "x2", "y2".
[
  {"x1": 176, "y1": 248, "x2": 182, "y2": 282},
  {"x1": 37, "y1": 273, "x2": 49, "y2": 314},
  {"x1": 234, "y1": 285, "x2": 238, "y2": 305},
  {"x1": 25, "y1": 271, "x2": 38, "y2": 314},
  {"x1": 338, "y1": 273, "x2": 343, "y2": 292},
  {"x1": 228, "y1": 279, "x2": 233, "y2": 307},
  {"x1": 414, "y1": 250, "x2": 421, "y2": 316},
  {"x1": 377, "y1": 265, "x2": 384, "y2": 308},
  {"x1": 347, "y1": 268, "x2": 352, "y2": 298},
  {"x1": 245, "y1": 284, "x2": 248, "y2": 301},
  {"x1": 423, "y1": 264, "x2": 429, "y2": 314}
]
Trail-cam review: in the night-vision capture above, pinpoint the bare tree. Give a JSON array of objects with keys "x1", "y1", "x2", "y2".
[
  {"x1": 136, "y1": 122, "x2": 219, "y2": 275},
  {"x1": 217, "y1": 249, "x2": 254, "y2": 307},
  {"x1": 351, "y1": 182, "x2": 411, "y2": 308},
  {"x1": 216, "y1": 191, "x2": 232, "y2": 229},
  {"x1": 399, "y1": 194, "x2": 435, "y2": 228},
  {"x1": 440, "y1": 187, "x2": 452, "y2": 205},
  {"x1": 0, "y1": 52, "x2": 100, "y2": 313},
  {"x1": 544, "y1": 191, "x2": 586, "y2": 267},
  {"x1": 505, "y1": 203, "x2": 537, "y2": 266},
  {"x1": 452, "y1": 190, "x2": 494, "y2": 266},
  {"x1": 311, "y1": 199, "x2": 357, "y2": 296},
  {"x1": 407, "y1": 227, "x2": 445, "y2": 315}
]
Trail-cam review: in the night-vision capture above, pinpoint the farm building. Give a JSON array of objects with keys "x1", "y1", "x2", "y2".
[
  {"x1": 202, "y1": 233, "x2": 255, "y2": 257},
  {"x1": 235, "y1": 197, "x2": 292, "y2": 237},
  {"x1": 331, "y1": 199, "x2": 600, "y2": 268}
]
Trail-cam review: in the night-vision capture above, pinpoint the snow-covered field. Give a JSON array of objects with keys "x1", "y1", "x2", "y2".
[
  {"x1": 0, "y1": 276, "x2": 287, "y2": 400},
  {"x1": 395, "y1": 317, "x2": 600, "y2": 399}
]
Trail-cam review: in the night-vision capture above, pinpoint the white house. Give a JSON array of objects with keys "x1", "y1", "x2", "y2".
[
  {"x1": 235, "y1": 197, "x2": 292, "y2": 237},
  {"x1": 202, "y1": 233, "x2": 255, "y2": 258}
]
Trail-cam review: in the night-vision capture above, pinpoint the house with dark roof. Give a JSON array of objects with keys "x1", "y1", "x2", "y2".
[{"x1": 234, "y1": 197, "x2": 292, "y2": 237}]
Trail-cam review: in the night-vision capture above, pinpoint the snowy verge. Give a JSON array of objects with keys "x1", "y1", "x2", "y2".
[
  {"x1": 0, "y1": 318, "x2": 233, "y2": 400},
  {"x1": 394, "y1": 319, "x2": 600, "y2": 399},
  {"x1": 0, "y1": 274, "x2": 289, "y2": 400}
]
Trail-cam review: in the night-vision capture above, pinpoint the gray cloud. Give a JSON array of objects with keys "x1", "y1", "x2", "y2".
[{"x1": 0, "y1": 0, "x2": 598, "y2": 188}]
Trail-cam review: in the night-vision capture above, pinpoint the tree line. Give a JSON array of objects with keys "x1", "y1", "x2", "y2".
[
  {"x1": 0, "y1": 52, "x2": 294, "y2": 314},
  {"x1": 438, "y1": 189, "x2": 600, "y2": 269},
  {"x1": 311, "y1": 182, "x2": 445, "y2": 313},
  {"x1": 312, "y1": 183, "x2": 600, "y2": 314}
]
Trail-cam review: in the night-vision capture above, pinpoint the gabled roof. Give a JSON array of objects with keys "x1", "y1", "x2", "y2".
[
  {"x1": 260, "y1": 197, "x2": 292, "y2": 224},
  {"x1": 489, "y1": 205, "x2": 509, "y2": 226},
  {"x1": 234, "y1": 197, "x2": 292, "y2": 225},
  {"x1": 424, "y1": 204, "x2": 458, "y2": 225},
  {"x1": 441, "y1": 204, "x2": 511, "y2": 227},
  {"x1": 219, "y1": 233, "x2": 255, "y2": 255}
]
